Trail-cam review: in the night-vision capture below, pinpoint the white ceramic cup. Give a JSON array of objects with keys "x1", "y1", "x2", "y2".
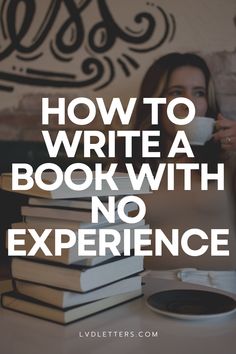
[{"x1": 181, "y1": 116, "x2": 215, "y2": 145}]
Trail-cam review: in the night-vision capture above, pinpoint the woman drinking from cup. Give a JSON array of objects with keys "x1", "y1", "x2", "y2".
[{"x1": 128, "y1": 53, "x2": 236, "y2": 292}]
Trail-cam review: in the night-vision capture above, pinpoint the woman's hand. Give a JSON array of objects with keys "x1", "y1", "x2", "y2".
[{"x1": 213, "y1": 113, "x2": 236, "y2": 151}]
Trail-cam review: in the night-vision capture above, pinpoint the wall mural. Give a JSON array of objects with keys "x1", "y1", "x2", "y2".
[{"x1": 0, "y1": 0, "x2": 176, "y2": 92}]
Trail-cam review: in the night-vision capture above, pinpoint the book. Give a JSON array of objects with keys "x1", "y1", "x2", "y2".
[
  {"x1": 11, "y1": 218, "x2": 145, "y2": 237},
  {"x1": 11, "y1": 219, "x2": 145, "y2": 233},
  {"x1": 11, "y1": 256, "x2": 144, "y2": 292},
  {"x1": 7, "y1": 222, "x2": 148, "y2": 265},
  {"x1": 0, "y1": 172, "x2": 150, "y2": 199},
  {"x1": 0, "y1": 279, "x2": 13, "y2": 294},
  {"x1": 15, "y1": 275, "x2": 141, "y2": 308},
  {"x1": 1, "y1": 288, "x2": 142, "y2": 324},
  {"x1": 28, "y1": 195, "x2": 125, "y2": 210},
  {"x1": 20, "y1": 201, "x2": 138, "y2": 223},
  {"x1": 16, "y1": 217, "x2": 115, "y2": 229}
]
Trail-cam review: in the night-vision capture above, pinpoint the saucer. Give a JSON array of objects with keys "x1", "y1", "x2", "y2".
[{"x1": 146, "y1": 289, "x2": 236, "y2": 320}]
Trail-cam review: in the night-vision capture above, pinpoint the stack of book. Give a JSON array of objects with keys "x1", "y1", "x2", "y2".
[{"x1": 0, "y1": 172, "x2": 150, "y2": 324}]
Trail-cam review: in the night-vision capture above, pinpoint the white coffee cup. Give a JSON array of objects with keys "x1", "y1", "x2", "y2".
[{"x1": 181, "y1": 116, "x2": 215, "y2": 145}]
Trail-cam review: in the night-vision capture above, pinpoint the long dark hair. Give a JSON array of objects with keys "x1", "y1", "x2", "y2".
[{"x1": 132, "y1": 52, "x2": 221, "y2": 171}]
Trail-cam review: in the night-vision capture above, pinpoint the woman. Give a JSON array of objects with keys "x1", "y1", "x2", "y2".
[
  {"x1": 131, "y1": 53, "x2": 236, "y2": 287},
  {"x1": 135, "y1": 52, "x2": 236, "y2": 160}
]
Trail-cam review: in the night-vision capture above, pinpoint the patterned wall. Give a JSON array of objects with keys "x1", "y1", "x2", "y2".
[{"x1": 0, "y1": 0, "x2": 235, "y2": 140}]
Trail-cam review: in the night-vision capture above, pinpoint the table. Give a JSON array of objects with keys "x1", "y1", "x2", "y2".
[{"x1": 0, "y1": 275, "x2": 236, "y2": 354}]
